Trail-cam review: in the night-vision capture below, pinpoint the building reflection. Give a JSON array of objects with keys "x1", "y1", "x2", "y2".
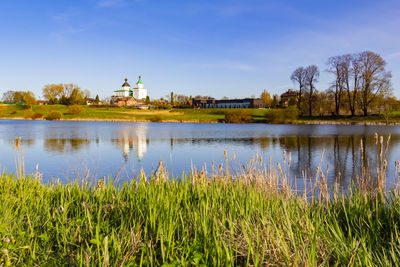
[{"x1": 113, "y1": 124, "x2": 148, "y2": 161}]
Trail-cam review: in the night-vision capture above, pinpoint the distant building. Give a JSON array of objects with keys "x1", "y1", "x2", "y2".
[
  {"x1": 85, "y1": 98, "x2": 96, "y2": 105},
  {"x1": 112, "y1": 76, "x2": 148, "y2": 106},
  {"x1": 279, "y1": 89, "x2": 298, "y2": 107},
  {"x1": 133, "y1": 76, "x2": 147, "y2": 100},
  {"x1": 192, "y1": 98, "x2": 265, "y2": 108},
  {"x1": 36, "y1": 100, "x2": 49, "y2": 105},
  {"x1": 114, "y1": 78, "x2": 132, "y2": 98}
]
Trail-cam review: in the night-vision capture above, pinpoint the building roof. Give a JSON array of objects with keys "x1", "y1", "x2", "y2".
[
  {"x1": 114, "y1": 89, "x2": 133, "y2": 92},
  {"x1": 136, "y1": 76, "x2": 143, "y2": 84},
  {"x1": 280, "y1": 89, "x2": 298, "y2": 98},
  {"x1": 122, "y1": 78, "x2": 130, "y2": 87}
]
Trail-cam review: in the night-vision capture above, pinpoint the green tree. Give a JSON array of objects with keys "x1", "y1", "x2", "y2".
[
  {"x1": 145, "y1": 95, "x2": 150, "y2": 105},
  {"x1": 170, "y1": 92, "x2": 174, "y2": 106},
  {"x1": 42, "y1": 84, "x2": 64, "y2": 104},
  {"x1": 95, "y1": 94, "x2": 100, "y2": 104},
  {"x1": 23, "y1": 91, "x2": 36, "y2": 109},
  {"x1": 2, "y1": 91, "x2": 26, "y2": 103},
  {"x1": 261, "y1": 90, "x2": 272, "y2": 107},
  {"x1": 68, "y1": 88, "x2": 85, "y2": 105},
  {"x1": 271, "y1": 94, "x2": 279, "y2": 108}
]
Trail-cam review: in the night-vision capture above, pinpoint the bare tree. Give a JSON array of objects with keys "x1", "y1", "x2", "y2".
[
  {"x1": 2, "y1": 91, "x2": 15, "y2": 102},
  {"x1": 2, "y1": 91, "x2": 25, "y2": 103},
  {"x1": 345, "y1": 54, "x2": 360, "y2": 116},
  {"x1": 290, "y1": 67, "x2": 306, "y2": 111},
  {"x1": 304, "y1": 65, "x2": 319, "y2": 116},
  {"x1": 63, "y1": 83, "x2": 80, "y2": 98},
  {"x1": 327, "y1": 55, "x2": 351, "y2": 116},
  {"x1": 358, "y1": 51, "x2": 391, "y2": 116},
  {"x1": 84, "y1": 89, "x2": 91, "y2": 99}
]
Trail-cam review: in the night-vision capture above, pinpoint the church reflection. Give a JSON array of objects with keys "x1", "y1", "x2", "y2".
[{"x1": 113, "y1": 124, "x2": 148, "y2": 161}]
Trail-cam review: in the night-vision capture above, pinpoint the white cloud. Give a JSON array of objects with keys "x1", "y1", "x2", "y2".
[{"x1": 200, "y1": 61, "x2": 255, "y2": 71}]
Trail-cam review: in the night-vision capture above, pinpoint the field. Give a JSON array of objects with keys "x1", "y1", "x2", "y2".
[
  {"x1": 1, "y1": 104, "x2": 400, "y2": 124},
  {"x1": 0, "y1": 105, "x2": 266, "y2": 123}
]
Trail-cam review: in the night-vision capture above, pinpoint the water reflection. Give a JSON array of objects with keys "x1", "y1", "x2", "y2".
[
  {"x1": 0, "y1": 120, "x2": 399, "y2": 188},
  {"x1": 149, "y1": 134, "x2": 397, "y2": 187},
  {"x1": 44, "y1": 138, "x2": 91, "y2": 153},
  {"x1": 35, "y1": 134, "x2": 400, "y2": 186},
  {"x1": 112, "y1": 124, "x2": 148, "y2": 161}
]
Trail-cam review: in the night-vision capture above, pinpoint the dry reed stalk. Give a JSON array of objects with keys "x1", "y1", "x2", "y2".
[{"x1": 12, "y1": 137, "x2": 25, "y2": 179}]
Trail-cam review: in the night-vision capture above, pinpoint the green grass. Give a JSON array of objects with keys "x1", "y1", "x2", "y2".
[
  {"x1": 1, "y1": 170, "x2": 400, "y2": 266},
  {"x1": 0, "y1": 105, "x2": 226, "y2": 123}
]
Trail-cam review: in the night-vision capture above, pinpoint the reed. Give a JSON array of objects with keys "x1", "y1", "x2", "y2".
[{"x1": 0, "y1": 135, "x2": 399, "y2": 266}]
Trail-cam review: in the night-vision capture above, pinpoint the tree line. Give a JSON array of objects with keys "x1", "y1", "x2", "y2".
[
  {"x1": 1, "y1": 84, "x2": 101, "y2": 106},
  {"x1": 292, "y1": 51, "x2": 393, "y2": 117},
  {"x1": 2, "y1": 90, "x2": 36, "y2": 107},
  {"x1": 42, "y1": 84, "x2": 91, "y2": 105},
  {"x1": 260, "y1": 51, "x2": 395, "y2": 117}
]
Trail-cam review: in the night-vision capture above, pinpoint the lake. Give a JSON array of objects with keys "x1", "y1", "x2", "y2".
[{"x1": 0, "y1": 120, "x2": 399, "y2": 190}]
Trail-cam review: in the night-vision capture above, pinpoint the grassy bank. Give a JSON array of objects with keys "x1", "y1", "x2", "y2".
[
  {"x1": 1, "y1": 104, "x2": 400, "y2": 124},
  {"x1": 0, "y1": 105, "x2": 226, "y2": 123},
  {"x1": 1, "y1": 169, "x2": 400, "y2": 265}
]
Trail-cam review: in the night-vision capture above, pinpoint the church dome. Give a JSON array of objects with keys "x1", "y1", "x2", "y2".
[
  {"x1": 136, "y1": 76, "x2": 143, "y2": 84},
  {"x1": 122, "y1": 78, "x2": 130, "y2": 87}
]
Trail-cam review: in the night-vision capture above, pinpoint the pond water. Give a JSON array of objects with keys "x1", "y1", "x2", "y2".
[{"x1": 0, "y1": 120, "x2": 399, "y2": 190}]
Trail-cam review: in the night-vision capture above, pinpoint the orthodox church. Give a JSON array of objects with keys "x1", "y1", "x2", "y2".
[{"x1": 112, "y1": 76, "x2": 147, "y2": 106}]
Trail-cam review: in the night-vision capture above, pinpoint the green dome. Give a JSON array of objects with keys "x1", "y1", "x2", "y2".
[{"x1": 137, "y1": 75, "x2": 143, "y2": 84}]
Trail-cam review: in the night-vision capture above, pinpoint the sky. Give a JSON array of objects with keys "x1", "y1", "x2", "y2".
[{"x1": 0, "y1": 0, "x2": 400, "y2": 99}]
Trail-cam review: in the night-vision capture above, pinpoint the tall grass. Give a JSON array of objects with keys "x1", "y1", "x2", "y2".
[{"x1": 1, "y1": 136, "x2": 400, "y2": 265}]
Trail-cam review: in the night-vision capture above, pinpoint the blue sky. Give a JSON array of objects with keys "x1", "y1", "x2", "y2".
[{"x1": 1, "y1": 0, "x2": 399, "y2": 99}]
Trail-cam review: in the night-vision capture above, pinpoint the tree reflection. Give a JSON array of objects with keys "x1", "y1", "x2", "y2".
[
  {"x1": 274, "y1": 134, "x2": 399, "y2": 188},
  {"x1": 22, "y1": 139, "x2": 35, "y2": 147},
  {"x1": 44, "y1": 138, "x2": 90, "y2": 153}
]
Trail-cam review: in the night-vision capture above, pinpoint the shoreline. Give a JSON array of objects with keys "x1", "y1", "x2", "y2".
[{"x1": 2, "y1": 116, "x2": 399, "y2": 125}]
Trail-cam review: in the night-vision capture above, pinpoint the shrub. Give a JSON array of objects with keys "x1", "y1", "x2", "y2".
[
  {"x1": 68, "y1": 105, "x2": 84, "y2": 115},
  {"x1": 150, "y1": 115, "x2": 163, "y2": 122},
  {"x1": 0, "y1": 105, "x2": 7, "y2": 117},
  {"x1": 31, "y1": 113, "x2": 43, "y2": 120},
  {"x1": 265, "y1": 106, "x2": 299, "y2": 123},
  {"x1": 284, "y1": 106, "x2": 299, "y2": 121},
  {"x1": 45, "y1": 111, "x2": 62, "y2": 120},
  {"x1": 24, "y1": 110, "x2": 35, "y2": 119},
  {"x1": 224, "y1": 110, "x2": 253, "y2": 123}
]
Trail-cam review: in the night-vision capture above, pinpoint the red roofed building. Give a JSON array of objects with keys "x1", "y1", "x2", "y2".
[{"x1": 279, "y1": 89, "x2": 298, "y2": 107}]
